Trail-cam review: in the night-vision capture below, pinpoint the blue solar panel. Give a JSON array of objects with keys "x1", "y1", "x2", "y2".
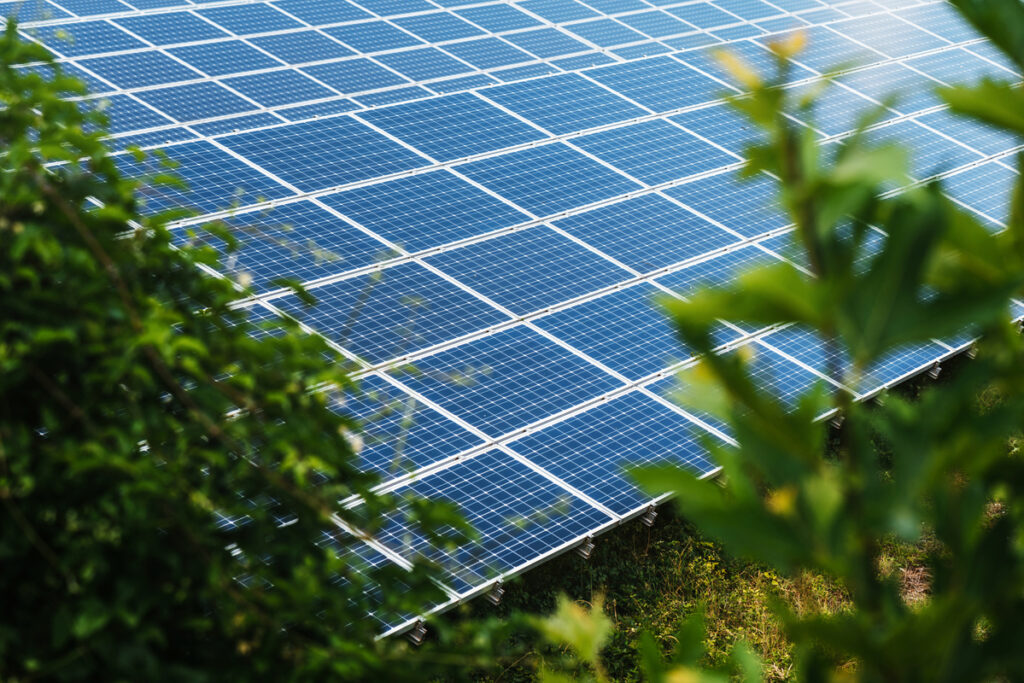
[
  {"x1": 321, "y1": 170, "x2": 530, "y2": 252},
  {"x1": 343, "y1": 373, "x2": 483, "y2": 478},
  {"x1": 532, "y1": 283, "x2": 691, "y2": 379},
  {"x1": 359, "y1": 92, "x2": 545, "y2": 161},
  {"x1": 943, "y1": 161, "x2": 1019, "y2": 227},
  {"x1": 519, "y1": 0, "x2": 600, "y2": 22},
  {"x1": 441, "y1": 37, "x2": 533, "y2": 69},
  {"x1": 222, "y1": 69, "x2": 337, "y2": 107},
  {"x1": 669, "y1": 2, "x2": 743, "y2": 29},
  {"x1": 617, "y1": 10, "x2": 694, "y2": 38},
  {"x1": 480, "y1": 73, "x2": 645, "y2": 135},
  {"x1": 838, "y1": 62, "x2": 944, "y2": 116},
  {"x1": 456, "y1": 4, "x2": 541, "y2": 32},
  {"x1": 29, "y1": 20, "x2": 146, "y2": 56},
  {"x1": 325, "y1": 21, "x2": 425, "y2": 53},
  {"x1": 395, "y1": 12, "x2": 484, "y2": 42},
  {"x1": 573, "y1": 119, "x2": 737, "y2": 185},
  {"x1": 553, "y1": 193, "x2": 740, "y2": 271},
  {"x1": 271, "y1": 0, "x2": 371, "y2": 24},
  {"x1": 181, "y1": 200, "x2": 397, "y2": 292},
  {"x1": 114, "y1": 12, "x2": 229, "y2": 45},
  {"x1": 502, "y1": 28, "x2": 591, "y2": 58},
  {"x1": 398, "y1": 325, "x2": 624, "y2": 437},
  {"x1": 169, "y1": 41, "x2": 282, "y2": 76},
  {"x1": 135, "y1": 81, "x2": 257, "y2": 122},
  {"x1": 671, "y1": 102, "x2": 765, "y2": 155},
  {"x1": 251, "y1": 31, "x2": 355, "y2": 64},
  {"x1": 870, "y1": 120, "x2": 982, "y2": 181},
  {"x1": 82, "y1": 94, "x2": 174, "y2": 133},
  {"x1": 665, "y1": 171, "x2": 788, "y2": 238},
  {"x1": 116, "y1": 140, "x2": 293, "y2": 215},
  {"x1": 78, "y1": 51, "x2": 203, "y2": 89},
  {"x1": 272, "y1": 261, "x2": 510, "y2": 363},
  {"x1": 300, "y1": 59, "x2": 405, "y2": 93},
  {"x1": 0, "y1": 0, "x2": 69, "y2": 21},
  {"x1": 458, "y1": 143, "x2": 642, "y2": 216},
  {"x1": 375, "y1": 47, "x2": 475, "y2": 81},
  {"x1": 33, "y1": 0, "x2": 1000, "y2": 630},
  {"x1": 566, "y1": 18, "x2": 646, "y2": 47},
  {"x1": 219, "y1": 116, "x2": 427, "y2": 192},
  {"x1": 585, "y1": 56, "x2": 723, "y2": 112},
  {"x1": 510, "y1": 391, "x2": 719, "y2": 515},
  {"x1": 198, "y1": 4, "x2": 303, "y2": 35},
  {"x1": 373, "y1": 448, "x2": 611, "y2": 594},
  {"x1": 425, "y1": 226, "x2": 632, "y2": 314}
]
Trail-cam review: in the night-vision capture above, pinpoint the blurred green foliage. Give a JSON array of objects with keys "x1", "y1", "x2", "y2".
[
  {"x1": 528, "y1": 1, "x2": 1024, "y2": 681},
  {"x1": 0, "y1": 22, "x2": 479, "y2": 681}
]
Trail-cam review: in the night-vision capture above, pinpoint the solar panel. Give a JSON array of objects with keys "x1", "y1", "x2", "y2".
[{"x1": 18, "y1": 0, "x2": 1016, "y2": 635}]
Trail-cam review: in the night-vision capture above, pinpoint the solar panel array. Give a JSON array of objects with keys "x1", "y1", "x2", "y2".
[{"x1": 14, "y1": 0, "x2": 1022, "y2": 634}]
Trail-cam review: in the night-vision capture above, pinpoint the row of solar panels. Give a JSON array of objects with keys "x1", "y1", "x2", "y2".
[
  {"x1": 16, "y1": 0, "x2": 1008, "y2": 146},
  {"x1": 18, "y1": 0, "x2": 1022, "y2": 634}
]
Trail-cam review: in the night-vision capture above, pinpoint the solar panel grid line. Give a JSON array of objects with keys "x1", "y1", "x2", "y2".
[
  {"x1": 134, "y1": 41, "x2": 999, "y2": 222},
  {"x1": 335, "y1": 319, "x2": 790, "y2": 491},
  {"x1": 15, "y1": 0, "x2": 934, "y2": 67},
  {"x1": 262, "y1": 227, "x2": 794, "y2": 384},
  {"x1": 24, "y1": 0, "x2": 269, "y2": 25},
  {"x1": 92, "y1": 14, "x2": 303, "y2": 120},
  {"x1": 754, "y1": 337, "x2": 860, "y2": 395},
  {"x1": 16, "y1": 2, "x2": 797, "y2": 93},
  {"x1": 503, "y1": 0, "x2": 629, "y2": 57},
  {"x1": 499, "y1": 444, "x2": 622, "y2": 519},
  {"x1": 196, "y1": 128, "x2": 1012, "y2": 308},
  {"x1": 41, "y1": 5, "x2": 966, "y2": 145},
  {"x1": 119, "y1": 94, "x2": 1015, "y2": 260}
]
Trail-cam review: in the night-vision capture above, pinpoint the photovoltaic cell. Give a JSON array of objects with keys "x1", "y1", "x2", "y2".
[
  {"x1": 198, "y1": 4, "x2": 303, "y2": 35},
  {"x1": 179, "y1": 200, "x2": 398, "y2": 291},
  {"x1": 270, "y1": 0, "x2": 371, "y2": 24},
  {"x1": 395, "y1": 12, "x2": 483, "y2": 41},
  {"x1": 479, "y1": 73, "x2": 646, "y2": 135},
  {"x1": 457, "y1": 142, "x2": 643, "y2": 216},
  {"x1": 532, "y1": 283, "x2": 692, "y2": 379},
  {"x1": 299, "y1": 59, "x2": 405, "y2": 94},
  {"x1": 250, "y1": 31, "x2": 355, "y2": 64},
  {"x1": 28, "y1": 20, "x2": 146, "y2": 57},
  {"x1": 502, "y1": 28, "x2": 591, "y2": 58},
  {"x1": 373, "y1": 448, "x2": 611, "y2": 594},
  {"x1": 664, "y1": 171, "x2": 788, "y2": 238},
  {"x1": 456, "y1": 4, "x2": 542, "y2": 32},
  {"x1": 169, "y1": 41, "x2": 282, "y2": 77},
  {"x1": 397, "y1": 325, "x2": 624, "y2": 437},
  {"x1": 585, "y1": 56, "x2": 724, "y2": 112},
  {"x1": 442, "y1": 37, "x2": 536, "y2": 69},
  {"x1": 222, "y1": 69, "x2": 337, "y2": 107},
  {"x1": 427, "y1": 225, "x2": 631, "y2": 314},
  {"x1": 572, "y1": 119, "x2": 738, "y2": 185},
  {"x1": 320, "y1": 170, "x2": 530, "y2": 252},
  {"x1": 135, "y1": 81, "x2": 256, "y2": 121},
  {"x1": 553, "y1": 193, "x2": 740, "y2": 271},
  {"x1": 219, "y1": 116, "x2": 428, "y2": 192},
  {"x1": 518, "y1": 0, "x2": 600, "y2": 22},
  {"x1": 943, "y1": 161, "x2": 1019, "y2": 227},
  {"x1": 115, "y1": 140, "x2": 293, "y2": 215},
  {"x1": 272, "y1": 261, "x2": 510, "y2": 363},
  {"x1": 870, "y1": 120, "x2": 982, "y2": 181},
  {"x1": 342, "y1": 373, "x2": 483, "y2": 479},
  {"x1": 359, "y1": 92, "x2": 544, "y2": 161},
  {"x1": 510, "y1": 391, "x2": 719, "y2": 515}
]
